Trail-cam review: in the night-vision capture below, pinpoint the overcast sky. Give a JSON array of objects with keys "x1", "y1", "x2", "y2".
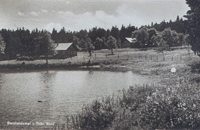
[{"x1": 0, "y1": 0, "x2": 190, "y2": 32}]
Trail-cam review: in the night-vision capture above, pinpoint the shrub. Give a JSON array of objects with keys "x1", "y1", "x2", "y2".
[{"x1": 69, "y1": 98, "x2": 116, "y2": 130}]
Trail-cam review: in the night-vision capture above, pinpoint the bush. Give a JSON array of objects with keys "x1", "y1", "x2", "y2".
[
  {"x1": 17, "y1": 56, "x2": 35, "y2": 61},
  {"x1": 114, "y1": 82, "x2": 200, "y2": 129},
  {"x1": 68, "y1": 98, "x2": 116, "y2": 130}
]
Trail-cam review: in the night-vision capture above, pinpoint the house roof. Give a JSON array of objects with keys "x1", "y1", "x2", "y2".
[
  {"x1": 125, "y1": 37, "x2": 137, "y2": 43},
  {"x1": 55, "y1": 43, "x2": 73, "y2": 51}
]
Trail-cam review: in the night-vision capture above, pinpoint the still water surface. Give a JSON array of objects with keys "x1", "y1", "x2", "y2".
[{"x1": 0, "y1": 70, "x2": 148, "y2": 124}]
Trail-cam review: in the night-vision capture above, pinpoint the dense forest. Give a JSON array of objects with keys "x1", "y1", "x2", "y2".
[{"x1": 0, "y1": 16, "x2": 187, "y2": 60}]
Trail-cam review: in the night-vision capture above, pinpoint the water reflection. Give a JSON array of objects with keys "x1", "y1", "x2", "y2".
[
  {"x1": 0, "y1": 70, "x2": 150, "y2": 125},
  {"x1": 35, "y1": 71, "x2": 57, "y2": 121},
  {"x1": 40, "y1": 71, "x2": 57, "y2": 88}
]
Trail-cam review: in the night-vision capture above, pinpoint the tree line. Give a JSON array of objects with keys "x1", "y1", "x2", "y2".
[{"x1": 0, "y1": 15, "x2": 187, "y2": 60}]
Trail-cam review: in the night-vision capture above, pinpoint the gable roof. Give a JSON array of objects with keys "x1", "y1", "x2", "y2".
[
  {"x1": 56, "y1": 43, "x2": 73, "y2": 51},
  {"x1": 125, "y1": 37, "x2": 137, "y2": 43}
]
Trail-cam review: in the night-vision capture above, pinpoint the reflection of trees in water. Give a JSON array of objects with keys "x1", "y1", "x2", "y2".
[
  {"x1": 40, "y1": 70, "x2": 57, "y2": 88},
  {"x1": 36, "y1": 71, "x2": 57, "y2": 120},
  {"x1": 88, "y1": 70, "x2": 93, "y2": 75}
]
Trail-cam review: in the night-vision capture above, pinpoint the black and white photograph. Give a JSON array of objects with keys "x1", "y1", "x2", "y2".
[{"x1": 0, "y1": 0, "x2": 199, "y2": 129}]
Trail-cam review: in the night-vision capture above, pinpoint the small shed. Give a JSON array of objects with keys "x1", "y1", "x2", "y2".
[
  {"x1": 55, "y1": 43, "x2": 78, "y2": 58},
  {"x1": 122, "y1": 37, "x2": 137, "y2": 48}
]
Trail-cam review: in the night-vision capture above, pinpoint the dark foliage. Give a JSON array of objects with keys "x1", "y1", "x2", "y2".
[{"x1": 184, "y1": 0, "x2": 200, "y2": 55}]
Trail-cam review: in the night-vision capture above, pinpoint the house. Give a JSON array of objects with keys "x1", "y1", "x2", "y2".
[
  {"x1": 122, "y1": 37, "x2": 137, "y2": 48},
  {"x1": 55, "y1": 43, "x2": 78, "y2": 58}
]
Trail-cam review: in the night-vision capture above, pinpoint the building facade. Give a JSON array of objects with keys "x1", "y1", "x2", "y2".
[{"x1": 55, "y1": 43, "x2": 78, "y2": 58}]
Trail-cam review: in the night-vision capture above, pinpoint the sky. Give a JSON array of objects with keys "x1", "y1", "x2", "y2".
[{"x1": 0, "y1": 0, "x2": 190, "y2": 32}]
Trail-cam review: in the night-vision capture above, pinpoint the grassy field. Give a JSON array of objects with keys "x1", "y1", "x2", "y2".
[{"x1": 0, "y1": 47, "x2": 191, "y2": 71}]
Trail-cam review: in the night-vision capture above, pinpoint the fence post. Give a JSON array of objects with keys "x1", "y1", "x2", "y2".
[
  {"x1": 118, "y1": 55, "x2": 119, "y2": 59},
  {"x1": 163, "y1": 55, "x2": 165, "y2": 61},
  {"x1": 83, "y1": 56, "x2": 85, "y2": 62},
  {"x1": 172, "y1": 56, "x2": 173, "y2": 61},
  {"x1": 157, "y1": 55, "x2": 158, "y2": 61}
]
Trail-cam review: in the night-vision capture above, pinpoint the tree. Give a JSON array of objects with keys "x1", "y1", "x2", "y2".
[
  {"x1": 85, "y1": 38, "x2": 94, "y2": 57},
  {"x1": 88, "y1": 27, "x2": 106, "y2": 43},
  {"x1": 117, "y1": 38, "x2": 121, "y2": 48},
  {"x1": 58, "y1": 27, "x2": 68, "y2": 43},
  {"x1": 96, "y1": 28, "x2": 106, "y2": 38},
  {"x1": 72, "y1": 36, "x2": 80, "y2": 46},
  {"x1": 88, "y1": 27, "x2": 98, "y2": 42},
  {"x1": 74, "y1": 30, "x2": 94, "y2": 53},
  {"x1": 176, "y1": 15, "x2": 180, "y2": 22},
  {"x1": 101, "y1": 37, "x2": 107, "y2": 49},
  {"x1": 0, "y1": 33, "x2": 6, "y2": 55},
  {"x1": 51, "y1": 28, "x2": 58, "y2": 43},
  {"x1": 15, "y1": 28, "x2": 32, "y2": 56},
  {"x1": 150, "y1": 34, "x2": 160, "y2": 47},
  {"x1": 120, "y1": 25, "x2": 126, "y2": 46},
  {"x1": 110, "y1": 26, "x2": 120, "y2": 40},
  {"x1": 161, "y1": 28, "x2": 178, "y2": 49},
  {"x1": 132, "y1": 27, "x2": 149, "y2": 47},
  {"x1": 177, "y1": 33, "x2": 185, "y2": 46},
  {"x1": 147, "y1": 28, "x2": 157, "y2": 46},
  {"x1": 151, "y1": 32, "x2": 168, "y2": 60},
  {"x1": 184, "y1": 34, "x2": 191, "y2": 55},
  {"x1": 37, "y1": 31, "x2": 55, "y2": 65},
  {"x1": 1, "y1": 30, "x2": 20, "y2": 59},
  {"x1": 185, "y1": 0, "x2": 200, "y2": 55},
  {"x1": 77, "y1": 29, "x2": 88, "y2": 39},
  {"x1": 94, "y1": 37, "x2": 103, "y2": 50},
  {"x1": 106, "y1": 36, "x2": 117, "y2": 55},
  {"x1": 126, "y1": 24, "x2": 137, "y2": 37},
  {"x1": 105, "y1": 29, "x2": 111, "y2": 39}
]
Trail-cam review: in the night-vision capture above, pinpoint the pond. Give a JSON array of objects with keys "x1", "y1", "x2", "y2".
[{"x1": 0, "y1": 70, "x2": 150, "y2": 126}]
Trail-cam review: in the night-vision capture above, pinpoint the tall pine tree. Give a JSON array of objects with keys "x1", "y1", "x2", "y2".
[{"x1": 185, "y1": 0, "x2": 200, "y2": 55}]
